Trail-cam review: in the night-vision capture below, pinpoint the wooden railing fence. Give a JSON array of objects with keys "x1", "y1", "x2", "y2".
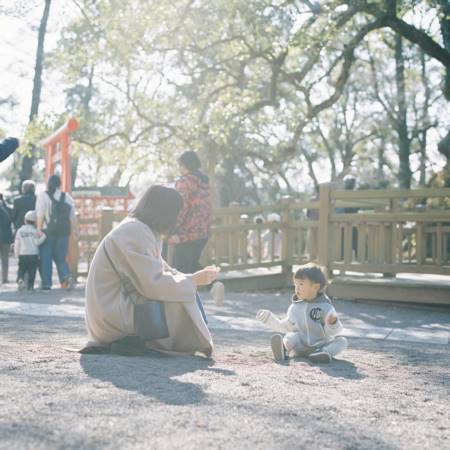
[{"x1": 75, "y1": 185, "x2": 450, "y2": 279}]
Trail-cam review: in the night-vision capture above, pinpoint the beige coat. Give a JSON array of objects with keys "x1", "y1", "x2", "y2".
[{"x1": 85, "y1": 217, "x2": 213, "y2": 357}]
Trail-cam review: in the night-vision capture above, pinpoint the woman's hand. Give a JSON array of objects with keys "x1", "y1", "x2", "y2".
[
  {"x1": 167, "y1": 235, "x2": 180, "y2": 245},
  {"x1": 192, "y1": 265, "x2": 220, "y2": 286}
]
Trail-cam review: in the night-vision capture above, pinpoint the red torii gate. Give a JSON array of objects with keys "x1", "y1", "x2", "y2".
[
  {"x1": 40, "y1": 118, "x2": 78, "y2": 193},
  {"x1": 40, "y1": 118, "x2": 134, "y2": 278}
]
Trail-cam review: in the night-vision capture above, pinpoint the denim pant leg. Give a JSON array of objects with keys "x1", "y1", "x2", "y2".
[
  {"x1": 196, "y1": 292, "x2": 208, "y2": 324},
  {"x1": 0, "y1": 244, "x2": 9, "y2": 283},
  {"x1": 53, "y1": 236, "x2": 70, "y2": 283},
  {"x1": 39, "y1": 236, "x2": 53, "y2": 288}
]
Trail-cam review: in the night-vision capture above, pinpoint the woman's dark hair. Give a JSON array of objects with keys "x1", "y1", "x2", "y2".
[
  {"x1": 47, "y1": 174, "x2": 61, "y2": 195},
  {"x1": 294, "y1": 263, "x2": 328, "y2": 291},
  {"x1": 178, "y1": 151, "x2": 201, "y2": 172},
  {"x1": 130, "y1": 185, "x2": 183, "y2": 234},
  {"x1": 178, "y1": 151, "x2": 209, "y2": 184}
]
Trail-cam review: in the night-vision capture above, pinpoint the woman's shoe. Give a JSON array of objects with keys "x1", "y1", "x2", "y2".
[{"x1": 110, "y1": 336, "x2": 147, "y2": 356}]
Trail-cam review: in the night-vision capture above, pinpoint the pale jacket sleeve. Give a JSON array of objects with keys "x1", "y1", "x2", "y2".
[
  {"x1": 323, "y1": 306, "x2": 344, "y2": 338},
  {"x1": 162, "y1": 259, "x2": 179, "y2": 275},
  {"x1": 14, "y1": 232, "x2": 20, "y2": 258},
  {"x1": 108, "y1": 232, "x2": 196, "y2": 303},
  {"x1": 264, "y1": 311, "x2": 296, "y2": 334}
]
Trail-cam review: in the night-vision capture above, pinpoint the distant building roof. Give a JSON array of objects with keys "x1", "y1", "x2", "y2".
[{"x1": 72, "y1": 186, "x2": 133, "y2": 197}]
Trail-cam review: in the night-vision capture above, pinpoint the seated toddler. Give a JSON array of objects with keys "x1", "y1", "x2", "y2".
[{"x1": 257, "y1": 263, "x2": 347, "y2": 363}]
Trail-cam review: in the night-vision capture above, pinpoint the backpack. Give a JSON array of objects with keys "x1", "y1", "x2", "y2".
[{"x1": 46, "y1": 192, "x2": 71, "y2": 237}]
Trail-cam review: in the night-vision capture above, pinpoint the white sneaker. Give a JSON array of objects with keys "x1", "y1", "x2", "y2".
[
  {"x1": 17, "y1": 279, "x2": 25, "y2": 291},
  {"x1": 270, "y1": 334, "x2": 286, "y2": 361},
  {"x1": 65, "y1": 275, "x2": 75, "y2": 291},
  {"x1": 309, "y1": 351, "x2": 332, "y2": 364}
]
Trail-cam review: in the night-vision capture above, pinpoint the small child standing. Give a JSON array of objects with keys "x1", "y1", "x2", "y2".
[
  {"x1": 257, "y1": 263, "x2": 347, "y2": 363},
  {"x1": 248, "y1": 215, "x2": 264, "y2": 260},
  {"x1": 14, "y1": 210, "x2": 46, "y2": 291}
]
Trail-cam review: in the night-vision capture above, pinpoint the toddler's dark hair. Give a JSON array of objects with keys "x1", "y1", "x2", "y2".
[{"x1": 294, "y1": 263, "x2": 328, "y2": 291}]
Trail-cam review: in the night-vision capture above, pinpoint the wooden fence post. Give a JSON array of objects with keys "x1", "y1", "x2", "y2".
[
  {"x1": 100, "y1": 207, "x2": 114, "y2": 239},
  {"x1": 318, "y1": 183, "x2": 331, "y2": 275},
  {"x1": 281, "y1": 196, "x2": 292, "y2": 281},
  {"x1": 229, "y1": 202, "x2": 240, "y2": 264}
]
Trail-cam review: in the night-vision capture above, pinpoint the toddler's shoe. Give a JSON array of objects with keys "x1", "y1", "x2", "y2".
[
  {"x1": 270, "y1": 334, "x2": 286, "y2": 361},
  {"x1": 309, "y1": 350, "x2": 332, "y2": 364}
]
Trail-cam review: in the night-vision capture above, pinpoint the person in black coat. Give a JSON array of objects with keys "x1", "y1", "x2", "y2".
[
  {"x1": 12, "y1": 180, "x2": 36, "y2": 232},
  {"x1": 0, "y1": 195, "x2": 13, "y2": 283},
  {"x1": 0, "y1": 137, "x2": 19, "y2": 163}
]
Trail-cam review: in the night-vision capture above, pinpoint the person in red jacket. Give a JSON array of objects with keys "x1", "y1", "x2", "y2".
[{"x1": 172, "y1": 151, "x2": 212, "y2": 274}]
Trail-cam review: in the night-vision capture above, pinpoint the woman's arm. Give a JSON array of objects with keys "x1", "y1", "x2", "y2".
[
  {"x1": 35, "y1": 193, "x2": 46, "y2": 233},
  {"x1": 107, "y1": 230, "x2": 196, "y2": 303}
]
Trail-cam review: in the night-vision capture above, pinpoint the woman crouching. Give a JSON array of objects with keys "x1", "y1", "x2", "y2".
[{"x1": 84, "y1": 185, "x2": 218, "y2": 357}]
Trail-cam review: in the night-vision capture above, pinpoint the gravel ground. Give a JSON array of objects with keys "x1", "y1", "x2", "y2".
[{"x1": 0, "y1": 289, "x2": 449, "y2": 450}]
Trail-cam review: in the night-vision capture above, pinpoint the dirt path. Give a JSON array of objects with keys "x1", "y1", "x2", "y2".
[{"x1": 0, "y1": 289, "x2": 449, "y2": 449}]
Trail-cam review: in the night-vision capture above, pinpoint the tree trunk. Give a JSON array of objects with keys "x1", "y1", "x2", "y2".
[
  {"x1": 19, "y1": 0, "x2": 52, "y2": 185},
  {"x1": 437, "y1": 0, "x2": 450, "y2": 185},
  {"x1": 395, "y1": 34, "x2": 411, "y2": 189},
  {"x1": 302, "y1": 148, "x2": 320, "y2": 192},
  {"x1": 419, "y1": 51, "x2": 430, "y2": 187},
  {"x1": 71, "y1": 65, "x2": 95, "y2": 188},
  {"x1": 377, "y1": 138, "x2": 385, "y2": 180},
  {"x1": 439, "y1": 0, "x2": 450, "y2": 99}
]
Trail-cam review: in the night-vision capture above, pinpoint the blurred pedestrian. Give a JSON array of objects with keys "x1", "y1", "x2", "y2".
[
  {"x1": 12, "y1": 179, "x2": 36, "y2": 232},
  {"x1": 35, "y1": 174, "x2": 77, "y2": 290},
  {"x1": 0, "y1": 194, "x2": 13, "y2": 283},
  {"x1": 248, "y1": 215, "x2": 264, "y2": 260},
  {"x1": 14, "y1": 210, "x2": 46, "y2": 291},
  {"x1": 172, "y1": 151, "x2": 212, "y2": 274},
  {"x1": 262, "y1": 213, "x2": 282, "y2": 260}
]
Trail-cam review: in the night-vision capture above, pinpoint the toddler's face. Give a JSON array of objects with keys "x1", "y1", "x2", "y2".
[{"x1": 294, "y1": 277, "x2": 321, "y2": 301}]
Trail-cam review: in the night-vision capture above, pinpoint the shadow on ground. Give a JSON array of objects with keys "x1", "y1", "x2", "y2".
[{"x1": 80, "y1": 353, "x2": 235, "y2": 406}]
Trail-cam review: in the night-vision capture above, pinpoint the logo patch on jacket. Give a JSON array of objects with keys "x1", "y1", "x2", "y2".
[{"x1": 309, "y1": 307, "x2": 323, "y2": 322}]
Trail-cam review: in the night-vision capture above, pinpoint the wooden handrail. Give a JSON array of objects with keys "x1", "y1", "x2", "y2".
[{"x1": 331, "y1": 188, "x2": 450, "y2": 200}]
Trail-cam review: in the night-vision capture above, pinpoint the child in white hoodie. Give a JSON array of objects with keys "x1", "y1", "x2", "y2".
[
  {"x1": 257, "y1": 263, "x2": 347, "y2": 363},
  {"x1": 14, "y1": 210, "x2": 46, "y2": 291}
]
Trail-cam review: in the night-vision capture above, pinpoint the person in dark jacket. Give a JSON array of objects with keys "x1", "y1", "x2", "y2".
[
  {"x1": 0, "y1": 137, "x2": 19, "y2": 163},
  {"x1": 171, "y1": 151, "x2": 212, "y2": 274},
  {"x1": 12, "y1": 180, "x2": 36, "y2": 232},
  {"x1": 0, "y1": 195, "x2": 13, "y2": 283}
]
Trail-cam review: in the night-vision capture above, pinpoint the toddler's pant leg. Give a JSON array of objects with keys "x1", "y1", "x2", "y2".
[
  {"x1": 321, "y1": 337, "x2": 348, "y2": 357},
  {"x1": 283, "y1": 333, "x2": 312, "y2": 357}
]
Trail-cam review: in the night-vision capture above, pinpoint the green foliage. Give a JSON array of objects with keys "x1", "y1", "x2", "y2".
[{"x1": 43, "y1": 0, "x2": 450, "y2": 197}]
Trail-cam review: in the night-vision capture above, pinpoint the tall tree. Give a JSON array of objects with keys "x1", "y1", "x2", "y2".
[
  {"x1": 19, "y1": 0, "x2": 52, "y2": 184},
  {"x1": 395, "y1": 34, "x2": 411, "y2": 188}
]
